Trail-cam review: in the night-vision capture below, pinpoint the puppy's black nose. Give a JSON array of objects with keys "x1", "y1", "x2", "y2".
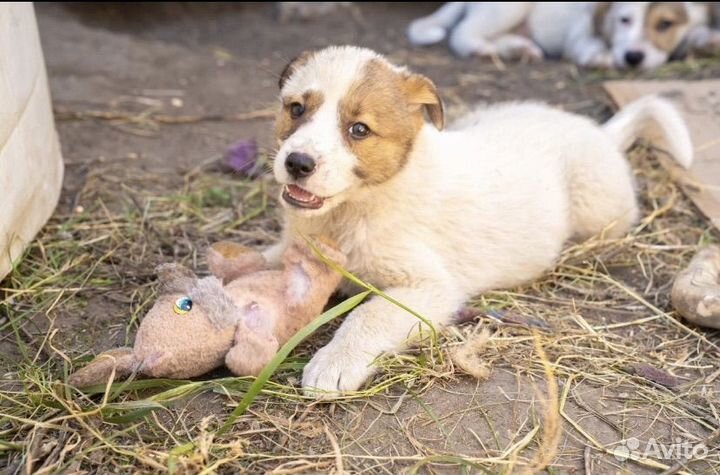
[
  {"x1": 624, "y1": 51, "x2": 645, "y2": 67},
  {"x1": 285, "y1": 152, "x2": 316, "y2": 179}
]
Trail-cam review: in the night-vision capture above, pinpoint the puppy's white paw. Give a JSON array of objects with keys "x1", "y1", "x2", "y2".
[
  {"x1": 470, "y1": 44, "x2": 498, "y2": 59},
  {"x1": 515, "y1": 43, "x2": 543, "y2": 62},
  {"x1": 301, "y1": 343, "x2": 377, "y2": 397},
  {"x1": 407, "y1": 22, "x2": 447, "y2": 46},
  {"x1": 585, "y1": 51, "x2": 613, "y2": 69}
]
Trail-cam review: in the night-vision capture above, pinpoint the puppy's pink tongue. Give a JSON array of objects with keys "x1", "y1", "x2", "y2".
[
  {"x1": 283, "y1": 184, "x2": 324, "y2": 209},
  {"x1": 287, "y1": 184, "x2": 316, "y2": 201}
]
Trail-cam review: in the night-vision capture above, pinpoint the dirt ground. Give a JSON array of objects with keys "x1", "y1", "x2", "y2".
[{"x1": 2, "y1": 3, "x2": 720, "y2": 474}]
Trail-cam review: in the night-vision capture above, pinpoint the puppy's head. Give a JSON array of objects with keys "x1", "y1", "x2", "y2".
[
  {"x1": 273, "y1": 46, "x2": 444, "y2": 216},
  {"x1": 595, "y1": 2, "x2": 691, "y2": 69}
]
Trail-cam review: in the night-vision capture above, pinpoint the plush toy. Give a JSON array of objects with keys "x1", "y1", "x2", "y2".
[
  {"x1": 672, "y1": 244, "x2": 720, "y2": 329},
  {"x1": 68, "y1": 237, "x2": 346, "y2": 387}
]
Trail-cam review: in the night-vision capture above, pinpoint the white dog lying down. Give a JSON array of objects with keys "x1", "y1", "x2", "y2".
[
  {"x1": 408, "y1": 2, "x2": 720, "y2": 69},
  {"x1": 265, "y1": 46, "x2": 693, "y2": 394}
]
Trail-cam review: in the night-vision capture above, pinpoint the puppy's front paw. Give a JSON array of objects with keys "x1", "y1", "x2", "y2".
[
  {"x1": 514, "y1": 43, "x2": 543, "y2": 62},
  {"x1": 585, "y1": 51, "x2": 613, "y2": 69},
  {"x1": 469, "y1": 44, "x2": 498, "y2": 59},
  {"x1": 407, "y1": 21, "x2": 447, "y2": 46},
  {"x1": 301, "y1": 343, "x2": 377, "y2": 397}
]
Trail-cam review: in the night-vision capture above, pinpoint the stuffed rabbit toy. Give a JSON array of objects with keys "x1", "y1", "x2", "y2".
[{"x1": 68, "y1": 237, "x2": 345, "y2": 387}]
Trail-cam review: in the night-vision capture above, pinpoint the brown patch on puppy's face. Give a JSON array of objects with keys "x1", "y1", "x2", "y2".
[
  {"x1": 645, "y1": 2, "x2": 689, "y2": 52},
  {"x1": 340, "y1": 59, "x2": 443, "y2": 185},
  {"x1": 593, "y1": 2, "x2": 613, "y2": 40},
  {"x1": 275, "y1": 52, "x2": 325, "y2": 143},
  {"x1": 271, "y1": 46, "x2": 445, "y2": 216},
  {"x1": 600, "y1": 2, "x2": 692, "y2": 69},
  {"x1": 274, "y1": 90, "x2": 324, "y2": 142}
]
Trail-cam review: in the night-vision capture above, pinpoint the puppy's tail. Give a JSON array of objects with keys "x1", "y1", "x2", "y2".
[
  {"x1": 602, "y1": 95, "x2": 693, "y2": 169},
  {"x1": 407, "y1": 2, "x2": 467, "y2": 46}
]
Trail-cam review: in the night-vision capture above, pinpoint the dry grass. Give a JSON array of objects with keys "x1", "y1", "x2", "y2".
[
  {"x1": 2, "y1": 117, "x2": 720, "y2": 474},
  {"x1": 450, "y1": 329, "x2": 492, "y2": 381}
]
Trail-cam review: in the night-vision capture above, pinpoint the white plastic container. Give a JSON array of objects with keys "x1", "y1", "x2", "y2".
[{"x1": 0, "y1": 3, "x2": 63, "y2": 279}]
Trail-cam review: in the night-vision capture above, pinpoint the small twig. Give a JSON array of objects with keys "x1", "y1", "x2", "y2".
[
  {"x1": 584, "y1": 446, "x2": 592, "y2": 475},
  {"x1": 324, "y1": 425, "x2": 344, "y2": 475},
  {"x1": 53, "y1": 107, "x2": 276, "y2": 124}
]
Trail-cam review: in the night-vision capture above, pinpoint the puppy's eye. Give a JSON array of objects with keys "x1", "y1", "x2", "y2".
[
  {"x1": 173, "y1": 296, "x2": 193, "y2": 315},
  {"x1": 619, "y1": 16, "x2": 632, "y2": 25},
  {"x1": 289, "y1": 102, "x2": 305, "y2": 119},
  {"x1": 656, "y1": 19, "x2": 674, "y2": 32},
  {"x1": 349, "y1": 122, "x2": 370, "y2": 139}
]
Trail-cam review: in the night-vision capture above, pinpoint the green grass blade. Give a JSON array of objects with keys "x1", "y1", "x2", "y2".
[
  {"x1": 217, "y1": 290, "x2": 371, "y2": 435},
  {"x1": 100, "y1": 399, "x2": 166, "y2": 423},
  {"x1": 102, "y1": 408, "x2": 156, "y2": 424},
  {"x1": 78, "y1": 378, "x2": 194, "y2": 396},
  {"x1": 0, "y1": 440, "x2": 24, "y2": 452}
]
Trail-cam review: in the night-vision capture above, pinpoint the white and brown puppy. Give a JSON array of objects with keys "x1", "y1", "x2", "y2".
[
  {"x1": 408, "y1": 2, "x2": 720, "y2": 69},
  {"x1": 266, "y1": 46, "x2": 693, "y2": 395}
]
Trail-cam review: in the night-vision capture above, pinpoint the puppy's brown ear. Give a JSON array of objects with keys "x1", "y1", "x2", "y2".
[
  {"x1": 278, "y1": 51, "x2": 314, "y2": 89},
  {"x1": 593, "y1": 2, "x2": 613, "y2": 38},
  {"x1": 404, "y1": 73, "x2": 445, "y2": 130}
]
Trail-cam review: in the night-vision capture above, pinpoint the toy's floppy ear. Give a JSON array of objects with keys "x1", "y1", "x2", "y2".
[
  {"x1": 207, "y1": 241, "x2": 266, "y2": 284},
  {"x1": 68, "y1": 347, "x2": 137, "y2": 388},
  {"x1": 156, "y1": 263, "x2": 198, "y2": 294}
]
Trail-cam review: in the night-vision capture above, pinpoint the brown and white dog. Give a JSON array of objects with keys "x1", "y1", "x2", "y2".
[
  {"x1": 265, "y1": 46, "x2": 693, "y2": 395},
  {"x1": 408, "y1": 2, "x2": 720, "y2": 69}
]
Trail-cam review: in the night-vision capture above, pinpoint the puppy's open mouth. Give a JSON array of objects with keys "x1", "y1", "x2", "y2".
[{"x1": 282, "y1": 184, "x2": 325, "y2": 209}]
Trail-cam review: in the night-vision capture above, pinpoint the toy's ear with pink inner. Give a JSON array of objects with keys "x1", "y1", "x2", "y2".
[
  {"x1": 68, "y1": 347, "x2": 137, "y2": 388},
  {"x1": 207, "y1": 241, "x2": 266, "y2": 284},
  {"x1": 156, "y1": 263, "x2": 198, "y2": 294}
]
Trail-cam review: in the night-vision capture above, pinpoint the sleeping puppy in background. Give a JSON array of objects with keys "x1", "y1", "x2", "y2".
[
  {"x1": 408, "y1": 2, "x2": 720, "y2": 69},
  {"x1": 275, "y1": 2, "x2": 351, "y2": 23},
  {"x1": 264, "y1": 45, "x2": 693, "y2": 395}
]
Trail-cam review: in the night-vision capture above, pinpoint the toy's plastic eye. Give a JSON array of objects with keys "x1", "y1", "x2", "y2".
[{"x1": 174, "y1": 297, "x2": 193, "y2": 315}]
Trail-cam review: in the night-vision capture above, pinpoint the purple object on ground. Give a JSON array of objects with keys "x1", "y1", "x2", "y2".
[{"x1": 225, "y1": 139, "x2": 261, "y2": 178}]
